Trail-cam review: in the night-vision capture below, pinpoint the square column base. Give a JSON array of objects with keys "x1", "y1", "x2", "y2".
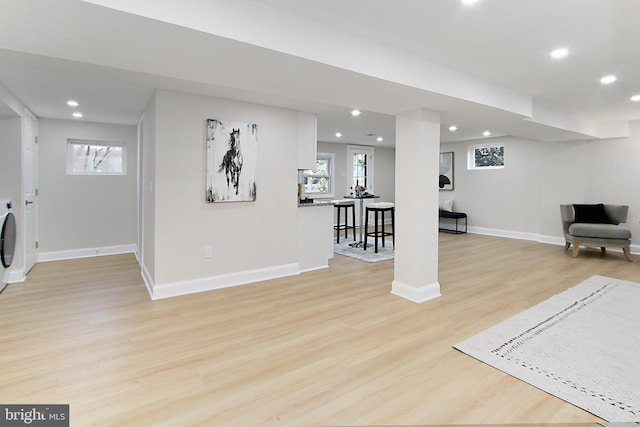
[{"x1": 391, "y1": 280, "x2": 441, "y2": 303}]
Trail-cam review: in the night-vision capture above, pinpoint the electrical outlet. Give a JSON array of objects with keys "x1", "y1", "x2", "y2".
[{"x1": 204, "y1": 246, "x2": 213, "y2": 258}]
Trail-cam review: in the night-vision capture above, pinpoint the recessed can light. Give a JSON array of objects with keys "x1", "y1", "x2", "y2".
[
  {"x1": 72, "y1": 112, "x2": 83, "y2": 118},
  {"x1": 449, "y1": 125, "x2": 458, "y2": 132},
  {"x1": 550, "y1": 48, "x2": 569, "y2": 59},
  {"x1": 335, "y1": 132, "x2": 342, "y2": 138},
  {"x1": 351, "y1": 109, "x2": 361, "y2": 117},
  {"x1": 66, "y1": 100, "x2": 79, "y2": 107},
  {"x1": 376, "y1": 136, "x2": 384, "y2": 142},
  {"x1": 600, "y1": 75, "x2": 617, "y2": 85},
  {"x1": 461, "y1": 0, "x2": 479, "y2": 4},
  {"x1": 630, "y1": 94, "x2": 640, "y2": 102},
  {"x1": 483, "y1": 130, "x2": 491, "y2": 137}
]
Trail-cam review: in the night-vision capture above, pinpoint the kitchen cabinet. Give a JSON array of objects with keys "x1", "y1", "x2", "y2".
[
  {"x1": 298, "y1": 203, "x2": 333, "y2": 272},
  {"x1": 297, "y1": 111, "x2": 317, "y2": 170}
]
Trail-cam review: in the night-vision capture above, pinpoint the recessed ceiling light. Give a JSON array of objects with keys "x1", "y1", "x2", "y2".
[
  {"x1": 335, "y1": 132, "x2": 342, "y2": 138},
  {"x1": 376, "y1": 136, "x2": 384, "y2": 142},
  {"x1": 351, "y1": 109, "x2": 361, "y2": 117},
  {"x1": 550, "y1": 48, "x2": 569, "y2": 59},
  {"x1": 630, "y1": 94, "x2": 640, "y2": 102},
  {"x1": 483, "y1": 130, "x2": 491, "y2": 137},
  {"x1": 461, "y1": 0, "x2": 479, "y2": 4},
  {"x1": 600, "y1": 75, "x2": 617, "y2": 85},
  {"x1": 66, "y1": 100, "x2": 79, "y2": 107},
  {"x1": 449, "y1": 125, "x2": 458, "y2": 132},
  {"x1": 72, "y1": 112, "x2": 83, "y2": 118}
]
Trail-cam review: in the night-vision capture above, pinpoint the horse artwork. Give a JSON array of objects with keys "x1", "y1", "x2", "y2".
[
  {"x1": 219, "y1": 128, "x2": 243, "y2": 195},
  {"x1": 206, "y1": 119, "x2": 257, "y2": 202}
]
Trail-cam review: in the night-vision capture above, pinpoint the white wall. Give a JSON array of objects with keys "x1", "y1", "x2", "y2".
[
  {"x1": 440, "y1": 122, "x2": 640, "y2": 246},
  {"x1": 38, "y1": 119, "x2": 137, "y2": 254},
  {"x1": 145, "y1": 90, "x2": 299, "y2": 290},
  {"x1": 373, "y1": 145, "x2": 396, "y2": 204},
  {"x1": 0, "y1": 118, "x2": 22, "y2": 204}
]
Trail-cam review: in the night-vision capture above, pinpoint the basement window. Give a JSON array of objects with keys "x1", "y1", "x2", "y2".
[
  {"x1": 67, "y1": 139, "x2": 126, "y2": 175},
  {"x1": 467, "y1": 144, "x2": 504, "y2": 170}
]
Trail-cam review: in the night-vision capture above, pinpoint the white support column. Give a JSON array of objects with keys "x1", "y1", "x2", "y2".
[{"x1": 391, "y1": 108, "x2": 441, "y2": 303}]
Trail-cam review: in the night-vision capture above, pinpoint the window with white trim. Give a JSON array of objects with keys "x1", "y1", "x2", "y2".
[
  {"x1": 303, "y1": 153, "x2": 335, "y2": 198},
  {"x1": 67, "y1": 139, "x2": 126, "y2": 175},
  {"x1": 467, "y1": 143, "x2": 504, "y2": 170},
  {"x1": 347, "y1": 145, "x2": 374, "y2": 193}
]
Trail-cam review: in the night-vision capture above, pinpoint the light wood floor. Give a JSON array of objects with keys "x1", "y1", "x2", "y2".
[{"x1": 1, "y1": 233, "x2": 637, "y2": 426}]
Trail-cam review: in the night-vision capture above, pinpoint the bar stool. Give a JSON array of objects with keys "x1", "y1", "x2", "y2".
[
  {"x1": 364, "y1": 202, "x2": 395, "y2": 252},
  {"x1": 332, "y1": 199, "x2": 356, "y2": 243}
]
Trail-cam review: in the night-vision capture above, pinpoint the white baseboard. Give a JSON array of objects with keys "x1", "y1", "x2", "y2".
[
  {"x1": 150, "y1": 263, "x2": 300, "y2": 300},
  {"x1": 140, "y1": 261, "x2": 155, "y2": 298},
  {"x1": 391, "y1": 280, "x2": 441, "y2": 303},
  {"x1": 4, "y1": 268, "x2": 25, "y2": 284},
  {"x1": 298, "y1": 264, "x2": 330, "y2": 273},
  {"x1": 468, "y1": 226, "x2": 540, "y2": 242},
  {"x1": 469, "y1": 227, "x2": 640, "y2": 255},
  {"x1": 38, "y1": 244, "x2": 136, "y2": 263}
]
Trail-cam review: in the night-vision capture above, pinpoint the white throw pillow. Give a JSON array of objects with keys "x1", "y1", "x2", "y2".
[{"x1": 439, "y1": 199, "x2": 454, "y2": 212}]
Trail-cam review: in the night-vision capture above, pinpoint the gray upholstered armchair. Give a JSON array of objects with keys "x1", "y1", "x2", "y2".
[{"x1": 560, "y1": 204, "x2": 632, "y2": 261}]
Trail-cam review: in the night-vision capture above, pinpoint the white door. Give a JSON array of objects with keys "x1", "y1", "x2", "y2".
[
  {"x1": 23, "y1": 109, "x2": 38, "y2": 274},
  {"x1": 346, "y1": 145, "x2": 375, "y2": 226}
]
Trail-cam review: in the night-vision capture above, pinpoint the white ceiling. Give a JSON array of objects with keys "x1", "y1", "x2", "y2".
[{"x1": 1, "y1": 0, "x2": 639, "y2": 147}]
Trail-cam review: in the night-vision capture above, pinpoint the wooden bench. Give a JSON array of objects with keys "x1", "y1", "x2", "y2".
[{"x1": 439, "y1": 209, "x2": 467, "y2": 234}]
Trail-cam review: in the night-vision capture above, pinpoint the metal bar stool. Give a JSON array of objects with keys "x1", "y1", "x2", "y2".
[
  {"x1": 332, "y1": 200, "x2": 356, "y2": 243},
  {"x1": 364, "y1": 202, "x2": 395, "y2": 252}
]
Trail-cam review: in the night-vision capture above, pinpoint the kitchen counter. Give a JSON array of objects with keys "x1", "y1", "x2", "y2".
[{"x1": 298, "y1": 200, "x2": 334, "y2": 208}]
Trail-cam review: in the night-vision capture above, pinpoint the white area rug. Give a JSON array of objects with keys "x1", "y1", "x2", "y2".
[
  {"x1": 454, "y1": 275, "x2": 640, "y2": 422},
  {"x1": 333, "y1": 237, "x2": 394, "y2": 263}
]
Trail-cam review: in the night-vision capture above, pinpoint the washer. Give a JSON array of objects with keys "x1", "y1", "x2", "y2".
[{"x1": 0, "y1": 199, "x2": 16, "y2": 293}]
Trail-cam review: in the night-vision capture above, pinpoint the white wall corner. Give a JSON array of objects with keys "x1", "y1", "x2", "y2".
[
  {"x1": 5, "y1": 268, "x2": 26, "y2": 284},
  {"x1": 151, "y1": 263, "x2": 300, "y2": 300},
  {"x1": 391, "y1": 280, "x2": 441, "y2": 304},
  {"x1": 140, "y1": 262, "x2": 154, "y2": 299},
  {"x1": 538, "y1": 234, "x2": 567, "y2": 246}
]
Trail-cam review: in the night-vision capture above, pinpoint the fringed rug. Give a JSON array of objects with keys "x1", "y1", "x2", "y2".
[
  {"x1": 454, "y1": 275, "x2": 640, "y2": 422},
  {"x1": 333, "y1": 238, "x2": 394, "y2": 263}
]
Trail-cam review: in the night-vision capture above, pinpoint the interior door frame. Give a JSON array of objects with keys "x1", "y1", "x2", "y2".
[
  {"x1": 137, "y1": 116, "x2": 144, "y2": 265},
  {"x1": 22, "y1": 108, "x2": 38, "y2": 275}
]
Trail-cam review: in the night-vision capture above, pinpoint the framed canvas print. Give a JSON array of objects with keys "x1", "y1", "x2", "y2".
[
  {"x1": 206, "y1": 119, "x2": 258, "y2": 202},
  {"x1": 468, "y1": 144, "x2": 504, "y2": 170},
  {"x1": 439, "y1": 151, "x2": 454, "y2": 191}
]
